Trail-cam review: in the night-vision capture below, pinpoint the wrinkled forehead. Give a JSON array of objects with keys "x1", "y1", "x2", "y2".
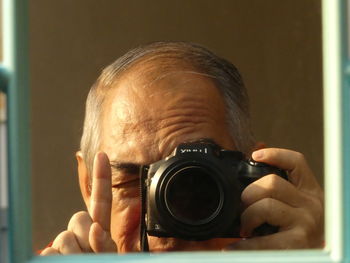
[
  {"x1": 103, "y1": 59, "x2": 222, "y2": 113},
  {"x1": 100, "y1": 62, "x2": 230, "y2": 163}
]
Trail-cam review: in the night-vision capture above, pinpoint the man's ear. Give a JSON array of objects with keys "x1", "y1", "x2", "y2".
[{"x1": 76, "y1": 151, "x2": 91, "y2": 211}]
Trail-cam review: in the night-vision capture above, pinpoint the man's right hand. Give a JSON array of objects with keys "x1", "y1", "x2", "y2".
[{"x1": 40, "y1": 152, "x2": 117, "y2": 255}]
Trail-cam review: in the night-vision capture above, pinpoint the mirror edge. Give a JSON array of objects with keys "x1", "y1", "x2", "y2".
[{"x1": 4, "y1": 0, "x2": 347, "y2": 262}]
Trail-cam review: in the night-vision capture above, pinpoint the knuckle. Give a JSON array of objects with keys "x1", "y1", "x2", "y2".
[
  {"x1": 310, "y1": 195, "x2": 324, "y2": 216},
  {"x1": 71, "y1": 211, "x2": 90, "y2": 223},
  {"x1": 59, "y1": 230, "x2": 75, "y2": 242},
  {"x1": 295, "y1": 151, "x2": 306, "y2": 164},
  {"x1": 295, "y1": 151, "x2": 304, "y2": 158},
  {"x1": 241, "y1": 186, "x2": 253, "y2": 204},
  {"x1": 54, "y1": 230, "x2": 76, "y2": 249},
  {"x1": 68, "y1": 211, "x2": 91, "y2": 230},
  {"x1": 290, "y1": 228, "x2": 309, "y2": 248},
  {"x1": 294, "y1": 207, "x2": 323, "y2": 248},
  {"x1": 261, "y1": 197, "x2": 282, "y2": 220},
  {"x1": 302, "y1": 211, "x2": 317, "y2": 233},
  {"x1": 301, "y1": 195, "x2": 324, "y2": 225},
  {"x1": 262, "y1": 174, "x2": 281, "y2": 193},
  {"x1": 261, "y1": 197, "x2": 275, "y2": 213},
  {"x1": 242, "y1": 174, "x2": 282, "y2": 204}
]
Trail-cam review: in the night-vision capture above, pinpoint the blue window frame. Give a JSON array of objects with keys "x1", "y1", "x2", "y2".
[{"x1": 1, "y1": 0, "x2": 349, "y2": 262}]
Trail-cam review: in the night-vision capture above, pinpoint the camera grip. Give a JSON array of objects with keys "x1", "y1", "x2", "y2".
[
  {"x1": 238, "y1": 160, "x2": 288, "y2": 236},
  {"x1": 238, "y1": 160, "x2": 288, "y2": 187}
]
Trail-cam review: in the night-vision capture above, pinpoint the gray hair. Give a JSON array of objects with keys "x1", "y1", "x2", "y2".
[{"x1": 80, "y1": 41, "x2": 255, "y2": 175}]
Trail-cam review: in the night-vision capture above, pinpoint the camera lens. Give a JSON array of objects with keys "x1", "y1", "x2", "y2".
[{"x1": 164, "y1": 166, "x2": 223, "y2": 225}]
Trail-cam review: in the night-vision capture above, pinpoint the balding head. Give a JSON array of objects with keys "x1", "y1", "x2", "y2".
[{"x1": 80, "y1": 41, "x2": 254, "y2": 175}]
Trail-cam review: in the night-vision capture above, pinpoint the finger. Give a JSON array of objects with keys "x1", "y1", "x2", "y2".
[
  {"x1": 89, "y1": 222, "x2": 117, "y2": 252},
  {"x1": 225, "y1": 228, "x2": 310, "y2": 250},
  {"x1": 252, "y1": 148, "x2": 318, "y2": 191},
  {"x1": 240, "y1": 198, "x2": 297, "y2": 237},
  {"x1": 52, "y1": 230, "x2": 82, "y2": 254},
  {"x1": 241, "y1": 174, "x2": 306, "y2": 208},
  {"x1": 40, "y1": 247, "x2": 60, "y2": 256},
  {"x1": 67, "y1": 211, "x2": 93, "y2": 252},
  {"x1": 90, "y1": 151, "x2": 112, "y2": 231}
]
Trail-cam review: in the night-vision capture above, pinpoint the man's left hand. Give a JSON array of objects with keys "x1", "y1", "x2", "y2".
[{"x1": 226, "y1": 148, "x2": 324, "y2": 249}]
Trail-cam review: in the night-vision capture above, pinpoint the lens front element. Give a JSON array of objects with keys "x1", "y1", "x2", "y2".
[{"x1": 164, "y1": 166, "x2": 223, "y2": 225}]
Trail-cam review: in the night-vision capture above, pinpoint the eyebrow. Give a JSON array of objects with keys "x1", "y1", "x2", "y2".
[
  {"x1": 110, "y1": 161, "x2": 141, "y2": 175},
  {"x1": 109, "y1": 138, "x2": 221, "y2": 174}
]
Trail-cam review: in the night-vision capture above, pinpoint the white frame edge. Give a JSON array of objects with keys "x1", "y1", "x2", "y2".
[{"x1": 322, "y1": 0, "x2": 343, "y2": 260}]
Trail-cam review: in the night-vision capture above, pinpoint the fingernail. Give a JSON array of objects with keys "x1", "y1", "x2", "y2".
[{"x1": 252, "y1": 150, "x2": 264, "y2": 160}]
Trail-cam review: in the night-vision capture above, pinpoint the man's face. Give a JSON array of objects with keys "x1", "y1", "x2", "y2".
[{"x1": 99, "y1": 65, "x2": 236, "y2": 252}]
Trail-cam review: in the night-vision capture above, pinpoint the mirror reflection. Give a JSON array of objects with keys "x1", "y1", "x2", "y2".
[{"x1": 30, "y1": 0, "x2": 324, "y2": 254}]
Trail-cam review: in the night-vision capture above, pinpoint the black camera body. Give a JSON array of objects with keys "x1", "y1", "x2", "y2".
[{"x1": 140, "y1": 142, "x2": 287, "y2": 241}]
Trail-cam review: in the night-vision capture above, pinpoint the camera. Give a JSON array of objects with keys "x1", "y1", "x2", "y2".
[{"x1": 140, "y1": 142, "x2": 287, "y2": 241}]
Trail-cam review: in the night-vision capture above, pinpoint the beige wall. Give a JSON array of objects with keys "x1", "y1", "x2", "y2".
[{"x1": 30, "y1": 0, "x2": 323, "y2": 250}]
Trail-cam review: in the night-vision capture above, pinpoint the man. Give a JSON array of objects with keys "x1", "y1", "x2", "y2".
[{"x1": 40, "y1": 42, "x2": 324, "y2": 254}]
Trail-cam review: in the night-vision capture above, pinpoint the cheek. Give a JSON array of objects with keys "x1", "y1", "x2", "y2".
[{"x1": 110, "y1": 188, "x2": 141, "y2": 251}]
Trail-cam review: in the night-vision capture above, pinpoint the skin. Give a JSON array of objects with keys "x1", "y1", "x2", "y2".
[{"x1": 40, "y1": 63, "x2": 324, "y2": 255}]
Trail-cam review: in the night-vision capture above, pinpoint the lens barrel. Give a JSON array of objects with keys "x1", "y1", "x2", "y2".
[
  {"x1": 146, "y1": 151, "x2": 240, "y2": 240},
  {"x1": 164, "y1": 166, "x2": 223, "y2": 225}
]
